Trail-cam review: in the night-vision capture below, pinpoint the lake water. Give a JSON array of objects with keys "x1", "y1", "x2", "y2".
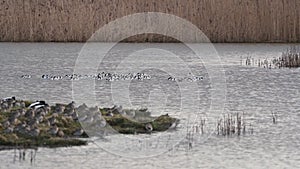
[{"x1": 0, "y1": 43, "x2": 300, "y2": 168}]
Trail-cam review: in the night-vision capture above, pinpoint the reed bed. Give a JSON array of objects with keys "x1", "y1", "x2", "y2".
[
  {"x1": 186, "y1": 113, "x2": 254, "y2": 138},
  {"x1": 216, "y1": 113, "x2": 253, "y2": 136},
  {"x1": 242, "y1": 46, "x2": 300, "y2": 69},
  {"x1": 278, "y1": 46, "x2": 300, "y2": 68},
  {"x1": 184, "y1": 113, "x2": 253, "y2": 149},
  {"x1": 1, "y1": 0, "x2": 300, "y2": 42}
]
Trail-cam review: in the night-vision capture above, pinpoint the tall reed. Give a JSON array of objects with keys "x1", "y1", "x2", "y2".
[
  {"x1": 216, "y1": 112, "x2": 252, "y2": 136},
  {"x1": 243, "y1": 46, "x2": 300, "y2": 69},
  {"x1": 1, "y1": 0, "x2": 300, "y2": 42}
]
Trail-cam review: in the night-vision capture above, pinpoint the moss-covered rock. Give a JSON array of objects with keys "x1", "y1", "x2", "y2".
[
  {"x1": 151, "y1": 114, "x2": 178, "y2": 131},
  {"x1": 103, "y1": 113, "x2": 178, "y2": 134}
]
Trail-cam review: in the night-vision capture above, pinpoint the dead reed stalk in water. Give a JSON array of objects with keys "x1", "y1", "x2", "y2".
[
  {"x1": 216, "y1": 112, "x2": 251, "y2": 136},
  {"x1": 271, "y1": 112, "x2": 278, "y2": 124},
  {"x1": 244, "y1": 46, "x2": 300, "y2": 69}
]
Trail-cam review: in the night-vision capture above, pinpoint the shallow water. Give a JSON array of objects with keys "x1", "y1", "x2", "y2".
[{"x1": 0, "y1": 43, "x2": 300, "y2": 169}]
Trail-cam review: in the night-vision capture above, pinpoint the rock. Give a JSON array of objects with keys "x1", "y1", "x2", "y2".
[
  {"x1": 73, "y1": 129, "x2": 84, "y2": 136},
  {"x1": 150, "y1": 114, "x2": 178, "y2": 132}
]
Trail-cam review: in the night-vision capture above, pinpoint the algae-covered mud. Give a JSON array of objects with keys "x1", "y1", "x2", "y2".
[{"x1": 0, "y1": 97, "x2": 178, "y2": 149}]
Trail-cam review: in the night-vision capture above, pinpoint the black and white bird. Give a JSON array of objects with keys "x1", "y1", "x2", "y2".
[
  {"x1": 2, "y1": 96, "x2": 16, "y2": 102},
  {"x1": 28, "y1": 101, "x2": 48, "y2": 109},
  {"x1": 145, "y1": 123, "x2": 153, "y2": 132}
]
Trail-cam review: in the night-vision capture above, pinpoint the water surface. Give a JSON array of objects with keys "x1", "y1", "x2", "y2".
[{"x1": 0, "y1": 43, "x2": 299, "y2": 169}]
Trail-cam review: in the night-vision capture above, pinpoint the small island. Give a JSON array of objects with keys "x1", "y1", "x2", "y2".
[{"x1": 0, "y1": 97, "x2": 178, "y2": 150}]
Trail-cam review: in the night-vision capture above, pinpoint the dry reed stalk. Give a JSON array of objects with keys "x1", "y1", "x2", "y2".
[
  {"x1": 216, "y1": 112, "x2": 251, "y2": 137},
  {"x1": 0, "y1": 0, "x2": 300, "y2": 42}
]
